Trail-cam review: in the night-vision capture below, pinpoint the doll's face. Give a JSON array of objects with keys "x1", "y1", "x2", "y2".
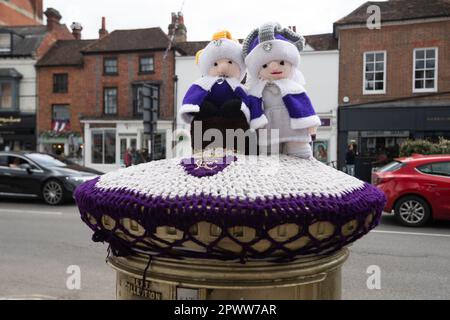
[
  {"x1": 208, "y1": 58, "x2": 241, "y2": 79},
  {"x1": 259, "y1": 60, "x2": 292, "y2": 81}
]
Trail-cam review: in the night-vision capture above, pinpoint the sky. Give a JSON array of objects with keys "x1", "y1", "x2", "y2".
[{"x1": 45, "y1": 0, "x2": 378, "y2": 41}]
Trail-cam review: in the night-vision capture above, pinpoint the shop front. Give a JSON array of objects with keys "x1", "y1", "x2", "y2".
[
  {"x1": 0, "y1": 112, "x2": 36, "y2": 151},
  {"x1": 82, "y1": 119, "x2": 173, "y2": 173},
  {"x1": 338, "y1": 103, "x2": 450, "y2": 182}
]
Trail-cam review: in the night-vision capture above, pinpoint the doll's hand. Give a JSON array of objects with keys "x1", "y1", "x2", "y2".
[{"x1": 220, "y1": 99, "x2": 243, "y2": 118}]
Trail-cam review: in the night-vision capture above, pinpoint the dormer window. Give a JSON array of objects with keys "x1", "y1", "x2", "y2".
[{"x1": 0, "y1": 33, "x2": 12, "y2": 53}]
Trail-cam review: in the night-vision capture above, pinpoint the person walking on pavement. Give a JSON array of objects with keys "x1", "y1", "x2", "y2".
[
  {"x1": 124, "y1": 148, "x2": 132, "y2": 168},
  {"x1": 345, "y1": 143, "x2": 357, "y2": 176}
]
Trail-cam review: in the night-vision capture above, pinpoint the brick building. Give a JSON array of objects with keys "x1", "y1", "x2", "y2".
[
  {"x1": 0, "y1": 0, "x2": 43, "y2": 26},
  {"x1": 0, "y1": 8, "x2": 73, "y2": 152},
  {"x1": 336, "y1": 0, "x2": 450, "y2": 181},
  {"x1": 37, "y1": 19, "x2": 177, "y2": 172}
]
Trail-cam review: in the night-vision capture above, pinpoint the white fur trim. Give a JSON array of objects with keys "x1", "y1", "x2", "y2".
[
  {"x1": 198, "y1": 39, "x2": 246, "y2": 81},
  {"x1": 250, "y1": 115, "x2": 269, "y2": 130},
  {"x1": 245, "y1": 40, "x2": 300, "y2": 79},
  {"x1": 179, "y1": 104, "x2": 200, "y2": 124},
  {"x1": 290, "y1": 115, "x2": 321, "y2": 130},
  {"x1": 248, "y1": 78, "x2": 306, "y2": 98},
  {"x1": 194, "y1": 76, "x2": 244, "y2": 93},
  {"x1": 240, "y1": 102, "x2": 251, "y2": 124}
]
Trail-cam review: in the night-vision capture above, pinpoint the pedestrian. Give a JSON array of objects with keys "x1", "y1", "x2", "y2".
[
  {"x1": 124, "y1": 148, "x2": 132, "y2": 167},
  {"x1": 345, "y1": 143, "x2": 356, "y2": 176}
]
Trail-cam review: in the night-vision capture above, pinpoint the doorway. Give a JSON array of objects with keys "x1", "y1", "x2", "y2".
[{"x1": 119, "y1": 136, "x2": 137, "y2": 167}]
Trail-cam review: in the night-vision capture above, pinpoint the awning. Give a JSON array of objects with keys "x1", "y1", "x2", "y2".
[{"x1": 0, "y1": 68, "x2": 23, "y2": 79}]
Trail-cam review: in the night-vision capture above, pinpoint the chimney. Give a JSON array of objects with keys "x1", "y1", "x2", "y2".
[
  {"x1": 168, "y1": 12, "x2": 177, "y2": 37},
  {"x1": 71, "y1": 22, "x2": 83, "y2": 40},
  {"x1": 99, "y1": 17, "x2": 108, "y2": 39},
  {"x1": 44, "y1": 8, "x2": 62, "y2": 31},
  {"x1": 172, "y1": 12, "x2": 187, "y2": 43}
]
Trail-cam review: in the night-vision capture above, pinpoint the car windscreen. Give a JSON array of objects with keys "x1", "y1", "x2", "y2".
[
  {"x1": 378, "y1": 161, "x2": 404, "y2": 173},
  {"x1": 26, "y1": 153, "x2": 67, "y2": 168}
]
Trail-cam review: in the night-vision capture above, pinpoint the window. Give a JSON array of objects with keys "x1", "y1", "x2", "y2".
[
  {"x1": 0, "y1": 33, "x2": 11, "y2": 53},
  {"x1": 139, "y1": 56, "x2": 154, "y2": 73},
  {"x1": 418, "y1": 162, "x2": 450, "y2": 177},
  {"x1": 52, "y1": 105, "x2": 70, "y2": 121},
  {"x1": 133, "y1": 84, "x2": 159, "y2": 116},
  {"x1": 53, "y1": 73, "x2": 68, "y2": 93},
  {"x1": 91, "y1": 129, "x2": 116, "y2": 165},
  {"x1": 363, "y1": 51, "x2": 386, "y2": 94},
  {"x1": 52, "y1": 105, "x2": 71, "y2": 132},
  {"x1": 413, "y1": 48, "x2": 438, "y2": 92},
  {"x1": 0, "y1": 81, "x2": 13, "y2": 109},
  {"x1": 104, "y1": 88, "x2": 118, "y2": 114},
  {"x1": 104, "y1": 57, "x2": 118, "y2": 75}
]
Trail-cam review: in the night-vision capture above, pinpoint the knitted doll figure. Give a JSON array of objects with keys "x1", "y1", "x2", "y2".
[
  {"x1": 179, "y1": 30, "x2": 250, "y2": 126},
  {"x1": 243, "y1": 23, "x2": 321, "y2": 159}
]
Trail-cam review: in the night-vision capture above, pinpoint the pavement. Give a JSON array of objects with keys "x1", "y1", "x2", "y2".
[{"x1": 0, "y1": 198, "x2": 449, "y2": 300}]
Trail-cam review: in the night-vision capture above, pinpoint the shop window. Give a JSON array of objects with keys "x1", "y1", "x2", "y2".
[
  {"x1": 104, "y1": 57, "x2": 118, "y2": 75},
  {"x1": 104, "y1": 88, "x2": 118, "y2": 114},
  {"x1": 139, "y1": 56, "x2": 154, "y2": 74},
  {"x1": 91, "y1": 129, "x2": 116, "y2": 165},
  {"x1": 0, "y1": 81, "x2": 14, "y2": 109},
  {"x1": 0, "y1": 33, "x2": 11, "y2": 53},
  {"x1": 413, "y1": 48, "x2": 438, "y2": 93},
  {"x1": 53, "y1": 74, "x2": 68, "y2": 93},
  {"x1": 363, "y1": 51, "x2": 386, "y2": 94}
]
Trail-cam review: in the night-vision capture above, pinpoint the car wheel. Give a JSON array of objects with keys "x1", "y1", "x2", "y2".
[
  {"x1": 42, "y1": 180, "x2": 65, "y2": 206},
  {"x1": 394, "y1": 196, "x2": 431, "y2": 227}
]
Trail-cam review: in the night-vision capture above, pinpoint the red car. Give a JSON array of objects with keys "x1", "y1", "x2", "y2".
[{"x1": 373, "y1": 154, "x2": 450, "y2": 227}]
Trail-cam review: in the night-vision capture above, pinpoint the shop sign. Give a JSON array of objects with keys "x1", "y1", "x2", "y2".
[
  {"x1": 361, "y1": 131, "x2": 409, "y2": 138},
  {"x1": 0, "y1": 116, "x2": 22, "y2": 128}
]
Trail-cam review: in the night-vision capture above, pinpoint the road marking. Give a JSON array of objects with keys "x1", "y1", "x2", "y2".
[
  {"x1": 0, "y1": 209, "x2": 63, "y2": 216},
  {"x1": 373, "y1": 230, "x2": 450, "y2": 238}
]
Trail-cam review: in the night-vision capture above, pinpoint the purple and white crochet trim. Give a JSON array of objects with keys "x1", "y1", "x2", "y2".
[{"x1": 75, "y1": 154, "x2": 386, "y2": 262}]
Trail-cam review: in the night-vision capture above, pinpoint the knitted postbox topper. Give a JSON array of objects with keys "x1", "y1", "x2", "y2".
[{"x1": 75, "y1": 151, "x2": 386, "y2": 263}]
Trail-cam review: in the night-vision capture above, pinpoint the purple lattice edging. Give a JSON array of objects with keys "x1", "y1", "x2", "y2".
[{"x1": 74, "y1": 177, "x2": 386, "y2": 262}]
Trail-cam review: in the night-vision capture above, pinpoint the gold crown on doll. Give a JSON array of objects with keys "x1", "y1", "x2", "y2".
[{"x1": 195, "y1": 30, "x2": 239, "y2": 65}]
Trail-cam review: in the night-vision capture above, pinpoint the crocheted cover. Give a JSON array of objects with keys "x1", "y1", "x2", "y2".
[{"x1": 75, "y1": 153, "x2": 386, "y2": 262}]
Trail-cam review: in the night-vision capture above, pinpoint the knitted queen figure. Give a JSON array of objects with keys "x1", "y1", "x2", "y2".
[
  {"x1": 179, "y1": 31, "x2": 250, "y2": 152},
  {"x1": 243, "y1": 23, "x2": 321, "y2": 159}
]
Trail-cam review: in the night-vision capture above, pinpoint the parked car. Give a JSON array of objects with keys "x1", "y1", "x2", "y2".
[
  {"x1": 0, "y1": 152, "x2": 102, "y2": 205},
  {"x1": 373, "y1": 154, "x2": 450, "y2": 227}
]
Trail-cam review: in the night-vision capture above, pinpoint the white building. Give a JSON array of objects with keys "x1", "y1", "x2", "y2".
[{"x1": 175, "y1": 34, "x2": 339, "y2": 163}]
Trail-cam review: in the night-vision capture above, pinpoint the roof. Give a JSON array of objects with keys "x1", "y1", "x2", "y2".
[
  {"x1": 176, "y1": 41, "x2": 209, "y2": 56},
  {"x1": 304, "y1": 33, "x2": 338, "y2": 51},
  {"x1": 396, "y1": 154, "x2": 450, "y2": 163},
  {"x1": 335, "y1": 0, "x2": 450, "y2": 26},
  {"x1": 82, "y1": 27, "x2": 171, "y2": 53},
  {"x1": 37, "y1": 39, "x2": 96, "y2": 67},
  {"x1": 0, "y1": 68, "x2": 23, "y2": 78},
  {"x1": 0, "y1": 25, "x2": 48, "y2": 57}
]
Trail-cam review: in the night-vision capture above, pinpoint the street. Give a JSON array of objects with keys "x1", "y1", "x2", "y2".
[{"x1": 0, "y1": 199, "x2": 449, "y2": 300}]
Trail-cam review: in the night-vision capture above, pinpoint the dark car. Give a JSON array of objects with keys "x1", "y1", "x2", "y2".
[{"x1": 0, "y1": 152, "x2": 102, "y2": 205}]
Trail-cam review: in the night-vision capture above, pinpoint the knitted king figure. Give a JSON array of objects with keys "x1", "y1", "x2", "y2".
[
  {"x1": 179, "y1": 31, "x2": 251, "y2": 153},
  {"x1": 243, "y1": 23, "x2": 321, "y2": 159}
]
